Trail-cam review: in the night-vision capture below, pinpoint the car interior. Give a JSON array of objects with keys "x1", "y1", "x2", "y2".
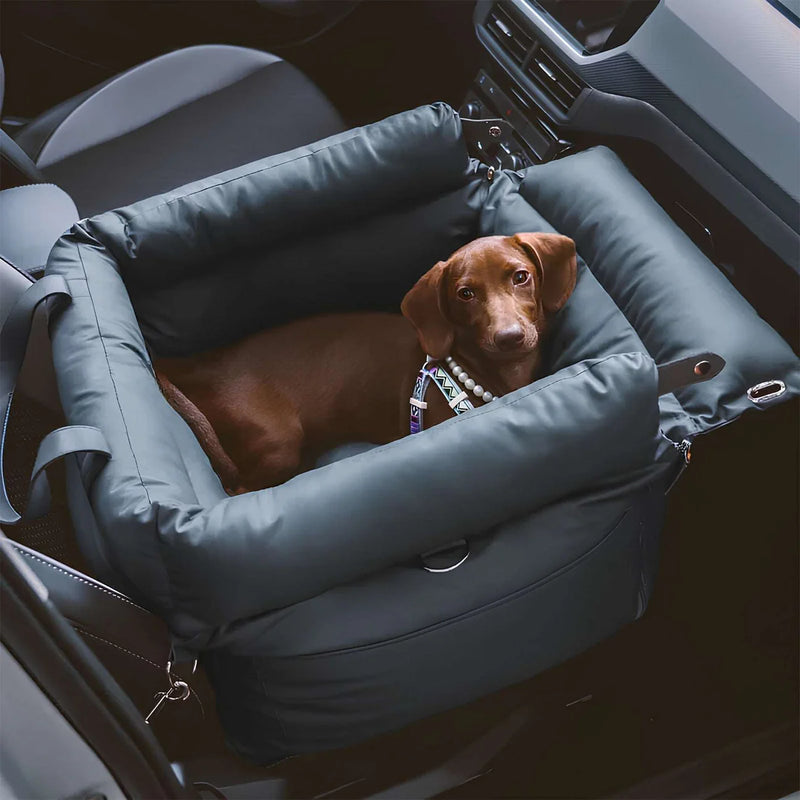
[{"x1": 1, "y1": 1, "x2": 798, "y2": 798}]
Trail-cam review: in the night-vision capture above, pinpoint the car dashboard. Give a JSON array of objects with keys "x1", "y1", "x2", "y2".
[{"x1": 467, "y1": 0, "x2": 800, "y2": 271}]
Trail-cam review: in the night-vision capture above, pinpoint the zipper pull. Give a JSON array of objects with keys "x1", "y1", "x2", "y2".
[{"x1": 674, "y1": 438, "x2": 692, "y2": 465}]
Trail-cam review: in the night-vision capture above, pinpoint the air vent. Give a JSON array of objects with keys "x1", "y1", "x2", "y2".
[
  {"x1": 525, "y1": 45, "x2": 584, "y2": 112},
  {"x1": 486, "y1": 3, "x2": 534, "y2": 65}
]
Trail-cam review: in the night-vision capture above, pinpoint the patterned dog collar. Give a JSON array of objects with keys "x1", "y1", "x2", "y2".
[{"x1": 410, "y1": 357, "x2": 476, "y2": 434}]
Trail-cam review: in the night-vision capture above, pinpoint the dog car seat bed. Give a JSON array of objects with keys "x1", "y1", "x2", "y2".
[{"x1": 21, "y1": 102, "x2": 798, "y2": 763}]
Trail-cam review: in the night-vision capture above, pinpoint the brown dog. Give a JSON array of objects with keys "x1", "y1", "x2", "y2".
[{"x1": 156, "y1": 233, "x2": 577, "y2": 493}]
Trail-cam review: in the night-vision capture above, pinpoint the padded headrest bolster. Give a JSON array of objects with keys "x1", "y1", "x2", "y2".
[
  {"x1": 521, "y1": 147, "x2": 800, "y2": 431},
  {"x1": 131, "y1": 353, "x2": 661, "y2": 625},
  {"x1": 480, "y1": 171, "x2": 693, "y2": 439},
  {"x1": 134, "y1": 182, "x2": 484, "y2": 356},
  {"x1": 87, "y1": 103, "x2": 471, "y2": 289}
]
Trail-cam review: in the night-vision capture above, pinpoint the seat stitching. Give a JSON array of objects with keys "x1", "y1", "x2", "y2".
[
  {"x1": 77, "y1": 240, "x2": 152, "y2": 506},
  {"x1": 75, "y1": 235, "x2": 184, "y2": 618},
  {"x1": 16, "y1": 548, "x2": 148, "y2": 612},
  {"x1": 74, "y1": 626, "x2": 165, "y2": 671},
  {"x1": 77, "y1": 626, "x2": 204, "y2": 712}
]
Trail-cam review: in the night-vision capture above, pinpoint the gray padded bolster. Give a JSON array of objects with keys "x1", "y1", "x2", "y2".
[
  {"x1": 45, "y1": 244, "x2": 660, "y2": 629},
  {"x1": 44, "y1": 103, "x2": 798, "y2": 641},
  {"x1": 90, "y1": 103, "x2": 471, "y2": 285},
  {"x1": 157, "y1": 354, "x2": 659, "y2": 623},
  {"x1": 48, "y1": 202, "x2": 660, "y2": 630},
  {"x1": 131, "y1": 183, "x2": 483, "y2": 356},
  {"x1": 521, "y1": 147, "x2": 800, "y2": 432}
]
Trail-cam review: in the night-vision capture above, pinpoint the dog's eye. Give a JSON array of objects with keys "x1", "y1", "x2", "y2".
[
  {"x1": 457, "y1": 287, "x2": 475, "y2": 301},
  {"x1": 512, "y1": 270, "x2": 530, "y2": 285}
]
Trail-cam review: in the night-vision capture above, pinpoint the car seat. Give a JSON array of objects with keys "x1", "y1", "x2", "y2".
[
  {"x1": 0, "y1": 45, "x2": 345, "y2": 217},
  {"x1": 1, "y1": 103, "x2": 797, "y2": 765}
]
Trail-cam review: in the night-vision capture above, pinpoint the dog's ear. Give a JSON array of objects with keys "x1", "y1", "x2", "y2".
[
  {"x1": 401, "y1": 261, "x2": 454, "y2": 359},
  {"x1": 512, "y1": 233, "x2": 577, "y2": 313}
]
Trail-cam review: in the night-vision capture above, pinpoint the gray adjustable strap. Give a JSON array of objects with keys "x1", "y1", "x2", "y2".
[
  {"x1": 25, "y1": 425, "x2": 111, "y2": 521},
  {"x1": 0, "y1": 275, "x2": 111, "y2": 524},
  {"x1": 657, "y1": 352, "x2": 725, "y2": 396}
]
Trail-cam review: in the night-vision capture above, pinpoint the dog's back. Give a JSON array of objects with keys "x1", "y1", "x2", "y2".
[{"x1": 156, "y1": 313, "x2": 423, "y2": 491}]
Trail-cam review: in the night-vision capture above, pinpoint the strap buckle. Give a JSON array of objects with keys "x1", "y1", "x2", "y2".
[{"x1": 145, "y1": 659, "x2": 193, "y2": 725}]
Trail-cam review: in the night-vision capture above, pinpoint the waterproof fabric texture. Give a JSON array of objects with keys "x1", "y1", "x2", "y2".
[{"x1": 45, "y1": 103, "x2": 800, "y2": 762}]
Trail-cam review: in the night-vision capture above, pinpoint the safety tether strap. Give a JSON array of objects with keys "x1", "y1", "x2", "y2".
[{"x1": 0, "y1": 275, "x2": 111, "y2": 524}]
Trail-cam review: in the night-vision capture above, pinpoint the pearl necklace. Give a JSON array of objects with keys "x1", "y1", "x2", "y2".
[{"x1": 443, "y1": 356, "x2": 499, "y2": 403}]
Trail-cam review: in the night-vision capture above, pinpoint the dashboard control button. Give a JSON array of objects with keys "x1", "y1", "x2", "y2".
[{"x1": 462, "y1": 101, "x2": 482, "y2": 119}]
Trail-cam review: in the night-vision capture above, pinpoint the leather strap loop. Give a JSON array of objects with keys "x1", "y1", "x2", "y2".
[
  {"x1": 26, "y1": 426, "x2": 111, "y2": 521},
  {"x1": 0, "y1": 275, "x2": 73, "y2": 523},
  {"x1": 656, "y1": 351, "x2": 726, "y2": 396}
]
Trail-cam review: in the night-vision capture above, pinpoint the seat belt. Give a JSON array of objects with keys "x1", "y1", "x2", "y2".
[{"x1": 0, "y1": 275, "x2": 111, "y2": 525}]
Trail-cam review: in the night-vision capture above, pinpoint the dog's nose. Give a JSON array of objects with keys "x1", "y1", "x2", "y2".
[{"x1": 494, "y1": 326, "x2": 525, "y2": 351}]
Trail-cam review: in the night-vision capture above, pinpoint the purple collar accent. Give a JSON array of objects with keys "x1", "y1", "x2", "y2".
[{"x1": 409, "y1": 358, "x2": 476, "y2": 434}]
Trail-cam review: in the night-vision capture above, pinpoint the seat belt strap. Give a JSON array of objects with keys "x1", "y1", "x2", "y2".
[{"x1": 0, "y1": 275, "x2": 111, "y2": 524}]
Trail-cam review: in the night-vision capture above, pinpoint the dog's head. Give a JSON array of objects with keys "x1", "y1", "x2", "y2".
[{"x1": 401, "y1": 233, "x2": 577, "y2": 361}]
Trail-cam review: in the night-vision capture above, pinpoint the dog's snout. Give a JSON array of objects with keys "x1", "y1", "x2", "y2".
[{"x1": 494, "y1": 326, "x2": 525, "y2": 351}]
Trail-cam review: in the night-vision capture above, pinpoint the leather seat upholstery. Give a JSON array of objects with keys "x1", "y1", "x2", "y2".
[{"x1": 7, "y1": 45, "x2": 345, "y2": 216}]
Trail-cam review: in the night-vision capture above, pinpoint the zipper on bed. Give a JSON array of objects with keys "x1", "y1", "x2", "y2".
[{"x1": 661, "y1": 433, "x2": 693, "y2": 494}]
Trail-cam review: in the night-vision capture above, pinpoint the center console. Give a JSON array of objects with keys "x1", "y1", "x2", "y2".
[
  {"x1": 460, "y1": 69, "x2": 572, "y2": 167},
  {"x1": 460, "y1": 1, "x2": 590, "y2": 169}
]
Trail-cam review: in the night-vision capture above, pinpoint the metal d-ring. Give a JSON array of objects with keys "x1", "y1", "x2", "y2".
[
  {"x1": 423, "y1": 550, "x2": 470, "y2": 573},
  {"x1": 421, "y1": 540, "x2": 470, "y2": 573},
  {"x1": 747, "y1": 379, "x2": 786, "y2": 404}
]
